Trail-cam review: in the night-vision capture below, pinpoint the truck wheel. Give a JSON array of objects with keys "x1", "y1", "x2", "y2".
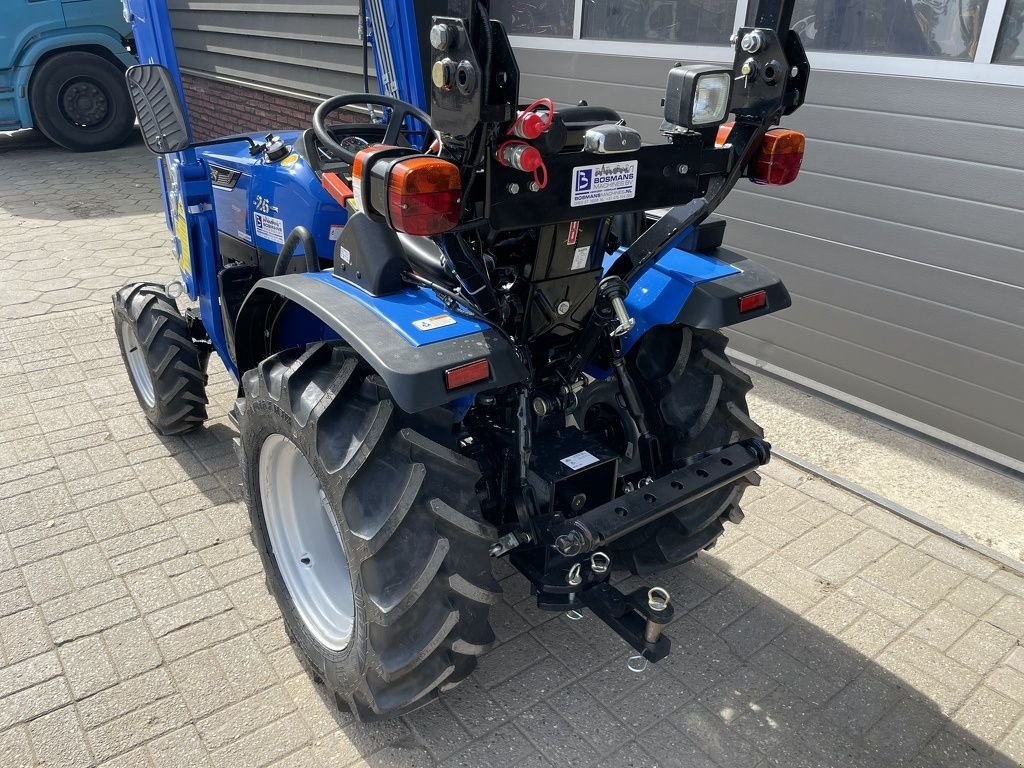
[
  {"x1": 585, "y1": 326, "x2": 762, "y2": 575},
  {"x1": 112, "y1": 283, "x2": 208, "y2": 435},
  {"x1": 29, "y1": 51, "x2": 135, "y2": 152},
  {"x1": 234, "y1": 342, "x2": 500, "y2": 721}
]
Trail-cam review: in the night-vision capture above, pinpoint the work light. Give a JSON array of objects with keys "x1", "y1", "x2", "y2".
[{"x1": 664, "y1": 65, "x2": 734, "y2": 130}]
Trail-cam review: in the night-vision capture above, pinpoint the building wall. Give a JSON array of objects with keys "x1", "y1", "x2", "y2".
[
  {"x1": 512, "y1": 50, "x2": 1024, "y2": 463},
  {"x1": 168, "y1": 0, "x2": 374, "y2": 140},
  {"x1": 166, "y1": 5, "x2": 1024, "y2": 464}
]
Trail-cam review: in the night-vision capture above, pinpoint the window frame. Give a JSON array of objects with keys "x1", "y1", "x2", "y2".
[{"x1": 506, "y1": 0, "x2": 1023, "y2": 85}]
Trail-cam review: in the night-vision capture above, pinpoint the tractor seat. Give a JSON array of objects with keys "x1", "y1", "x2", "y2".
[{"x1": 399, "y1": 234, "x2": 458, "y2": 290}]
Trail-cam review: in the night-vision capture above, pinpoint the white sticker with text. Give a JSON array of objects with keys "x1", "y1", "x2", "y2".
[
  {"x1": 561, "y1": 450, "x2": 599, "y2": 470},
  {"x1": 570, "y1": 160, "x2": 638, "y2": 207},
  {"x1": 253, "y1": 212, "x2": 285, "y2": 245}
]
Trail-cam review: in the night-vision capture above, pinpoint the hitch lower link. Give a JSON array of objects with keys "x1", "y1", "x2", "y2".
[{"x1": 552, "y1": 437, "x2": 770, "y2": 557}]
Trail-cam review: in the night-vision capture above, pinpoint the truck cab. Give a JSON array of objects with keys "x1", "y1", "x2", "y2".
[{"x1": 0, "y1": 0, "x2": 136, "y2": 151}]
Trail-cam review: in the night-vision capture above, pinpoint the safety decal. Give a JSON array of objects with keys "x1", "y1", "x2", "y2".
[
  {"x1": 281, "y1": 153, "x2": 300, "y2": 167},
  {"x1": 174, "y1": 198, "x2": 191, "y2": 276},
  {"x1": 253, "y1": 212, "x2": 286, "y2": 245},
  {"x1": 561, "y1": 450, "x2": 599, "y2": 470},
  {"x1": 329, "y1": 224, "x2": 344, "y2": 241},
  {"x1": 412, "y1": 314, "x2": 457, "y2": 331},
  {"x1": 570, "y1": 160, "x2": 638, "y2": 207},
  {"x1": 570, "y1": 246, "x2": 590, "y2": 271}
]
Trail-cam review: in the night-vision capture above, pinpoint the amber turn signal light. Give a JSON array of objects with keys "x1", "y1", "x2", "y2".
[
  {"x1": 386, "y1": 157, "x2": 462, "y2": 236},
  {"x1": 749, "y1": 129, "x2": 805, "y2": 186}
]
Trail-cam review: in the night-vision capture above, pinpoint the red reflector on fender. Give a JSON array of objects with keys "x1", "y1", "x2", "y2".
[
  {"x1": 444, "y1": 359, "x2": 491, "y2": 390},
  {"x1": 738, "y1": 290, "x2": 768, "y2": 313}
]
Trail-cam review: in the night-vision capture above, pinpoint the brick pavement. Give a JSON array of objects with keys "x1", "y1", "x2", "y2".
[{"x1": 1, "y1": 133, "x2": 1023, "y2": 767}]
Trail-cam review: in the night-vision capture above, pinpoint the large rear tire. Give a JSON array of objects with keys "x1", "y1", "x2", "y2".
[
  {"x1": 582, "y1": 326, "x2": 762, "y2": 575},
  {"x1": 29, "y1": 52, "x2": 136, "y2": 152},
  {"x1": 113, "y1": 283, "x2": 208, "y2": 435},
  {"x1": 235, "y1": 342, "x2": 500, "y2": 721}
]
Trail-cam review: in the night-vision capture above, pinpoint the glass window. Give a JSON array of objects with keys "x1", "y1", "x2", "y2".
[
  {"x1": 754, "y1": 0, "x2": 988, "y2": 58},
  {"x1": 492, "y1": 0, "x2": 575, "y2": 37},
  {"x1": 994, "y1": 0, "x2": 1024, "y2": 62},
  {"x1": 582, "y1": 0, "x2": 737, "y2": 45}
]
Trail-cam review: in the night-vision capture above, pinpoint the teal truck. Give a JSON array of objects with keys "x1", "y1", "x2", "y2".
[{"x1": 1, "y1": 0, "x2": 136, "y2": 151}]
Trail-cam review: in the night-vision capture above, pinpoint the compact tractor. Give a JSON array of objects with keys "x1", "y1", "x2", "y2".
[{"x1": 115, "y1": 0, "x2": 809, "y2": 720}]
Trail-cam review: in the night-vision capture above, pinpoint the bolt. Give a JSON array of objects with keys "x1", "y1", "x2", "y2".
[
  {"x1": 609, "y1": 296, "x2": 635, "y2": 337},
  {"x1": 740, "y1": 30, "x2": 765, "y2": 53},
  {"x1": 506, "y1": 182, "x2": 520, "y2": 194},
  {"x1": 557, "y1": 300, "x2": 571, "y2": 315},
  {"x1": 791, "y1": 65, "x2": 800, "y2": 77},
  {"x1": 429, "y1": 23, "x2": 455, "y2": 51},
  {"x1": 677, "y1": 164, "x2": 689, "y2": 175},
  {"x1": 529, "y1": 181, "x2": 540, "y2": 192},
  {"x1": 532, "y1": 396, "x2": 548, "y2": 417}
]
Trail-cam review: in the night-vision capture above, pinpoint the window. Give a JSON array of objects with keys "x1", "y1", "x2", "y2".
[
  {"x1": 581, "y1": 0, "x2": 737, "y2": 44},
  {"x1": 491, "y1": 0, "x2": 575, "y2": 37},
  {"x1": 994, "y1": 0, "x2": 1024, "y2": 62},
  {"x1": 768, "y1": 0, "x2": 989, "y2": 59}
]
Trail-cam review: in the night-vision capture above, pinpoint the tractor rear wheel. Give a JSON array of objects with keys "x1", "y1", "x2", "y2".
[
  {"x1": 234, "y1": 342, "x2": 500, "y2": 721},
  {"x1": 583, "y1": 325, "x2": 762, "y2": 575},
  {"x1": 113, "y1": 283, "x2": 208, "y2": 435}
]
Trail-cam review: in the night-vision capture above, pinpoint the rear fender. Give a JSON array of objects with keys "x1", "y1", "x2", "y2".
[
  {"x1": 233, "y1": 273, "x2": 529, "y2": 413},
  {"x1": 617, "y1": 242, "x2": 791, "y2": 355}
]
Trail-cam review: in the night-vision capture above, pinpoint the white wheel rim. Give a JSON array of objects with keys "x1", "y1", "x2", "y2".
[
  {"x1": 123, "y1": 325, "x2": 156, "y2": 408},
  {"x1": 259, "y1": 433, "x2": 354, "y2": 651}
]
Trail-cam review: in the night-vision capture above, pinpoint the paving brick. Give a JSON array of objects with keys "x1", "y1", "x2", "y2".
[
  {"x1": 945, "y1": 576, "x2": 1005, "y2": 616},
  {"x1": 211, "y1": 711, "x2": 312, "y2": 768},
  {"x1": 88, "y1": 695, "x2": 192, "y2": 763},
  {"x1": 0, "y1": 726, "x2": 35, "y2": 768},
  {"x1": 102, "y1": 619, "x2": 162, "y2": 679},
  {"x1": 908, "y1": 601, "x2": 977, "y2": 651},
  {"x1": 27, "y1": 704, "x2": 93, "y2": 768},
  {"x1": 983, "y1": 594, "x2": 1024, "y2": 637},
  {"x1": 0, "y1": 676, "x2": 71, "y2": 729},
  {"x1": 0, "y1": 607, "x2": 50, "y2": 664},
  {"x1": 811, "y1": 528, "x2": 899, "y2": 586},
  {"x1": 145, "y1": 725, "x2": 214, "y2": 768},
  {"x1": 59, "y1": 634, "x2": 119, "y2": 698},
  {"x1": 515, "y1": 703, "x2": 599, "y2": 767},
  {"x1": 952, "y1": 685, "x2": 1022, "y2": 744},
  {"x1": 78, "y1": 668, "x2": 177, "y2": 729}
]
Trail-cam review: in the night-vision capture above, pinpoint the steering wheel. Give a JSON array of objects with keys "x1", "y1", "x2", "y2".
[{"x1": 312, "y1": 94, "x2": 434, "y2": 164}]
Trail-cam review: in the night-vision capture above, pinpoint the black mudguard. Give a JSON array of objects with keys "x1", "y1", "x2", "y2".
[
  {"x1": 676, "y1": 247, "x2": 792, "y2": 328},
  {"x1": 233, "y1": 274, "x2": 529, "y2": 413}
]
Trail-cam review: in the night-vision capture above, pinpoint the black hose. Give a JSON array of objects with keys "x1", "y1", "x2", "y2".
[{"x1": 273, "y1": 226, "x2": 319, "y2": 276}]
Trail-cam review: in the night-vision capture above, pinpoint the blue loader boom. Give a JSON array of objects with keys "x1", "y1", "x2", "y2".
[{"x1": 114, "y1": 0, "x2": 810, "y2": 721}]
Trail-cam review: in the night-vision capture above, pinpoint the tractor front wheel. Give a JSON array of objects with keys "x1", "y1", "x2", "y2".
[
  {"x1": 113, "y1": 283, "x2": 208, "y2": 435},
  {"x1": 234, "y1": 342, "x2": 500, "y2": 720}
]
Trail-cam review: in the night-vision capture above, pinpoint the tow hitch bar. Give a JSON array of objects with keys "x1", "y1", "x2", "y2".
[
  {"x1": 510, "y1": 438, "x2": 770, "y2": 663},
  {"x1": 552, "y1": 438, "x2": 771, "y2": 557}
]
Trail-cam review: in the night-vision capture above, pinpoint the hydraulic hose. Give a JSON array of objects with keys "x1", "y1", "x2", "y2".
[{"x1": 272, "y1": 226, "x2": 319, "y2": 277}]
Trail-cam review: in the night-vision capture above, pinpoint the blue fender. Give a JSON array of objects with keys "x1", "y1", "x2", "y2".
[
  {"x1": 614, "y1": 237, "x2": 791, "y2": 356},
  {"x1": 233, "y1": 272, "x2": 529, "y2": 413},
  {"x1": 12, "y1": 28, "x2": 136, "y2": 127}
]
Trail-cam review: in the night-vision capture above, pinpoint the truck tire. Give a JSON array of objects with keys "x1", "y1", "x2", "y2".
[
  {"x1": 234, "y1": 342, "x2": 500, "y2": 721},
  {"x1": 585, "y1": 325, "x2": 762, "y2": 575},
  {"x1": 113, "y1": 283, "x2": 208, "y2": 435},
  {"x1": 29, "y1": 51, "x2": 135, "y2": 152}
]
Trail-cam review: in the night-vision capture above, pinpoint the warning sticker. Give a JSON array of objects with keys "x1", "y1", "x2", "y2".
[
  {"x1": 174, "y1": 198, "x2": 191, "y2": 275},
  {"x1": 413, "y1": 314, "x2": 457, "y2": 331},
  {"x1": 329, "y1": 224, "x2": 344, "y2": 241},
  {"x1": 570, "y1": 246, "x2": 590, "y2": 271},
  {"x1": 253, "y1": 212, "x2": 285, "y2": 245},
  {"x1": 561, "y1": 450, "x2": 600, "y2": 470},
  {"x1": 337, "y1": 245, "x2": 351, "y2": 264},
  {"x1": 570, "y1": 160, "x2": 638, "y2": 208}
]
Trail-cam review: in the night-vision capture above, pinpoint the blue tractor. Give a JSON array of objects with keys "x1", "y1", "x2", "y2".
[{"x1": 115, "y1": 0, "x2": 809, "y2": 720}]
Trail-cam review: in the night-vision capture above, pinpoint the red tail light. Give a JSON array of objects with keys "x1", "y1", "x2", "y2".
[
  {"x1": 386, "y1": 157, "x2": 462, "y2": 236},
  {"x1": 738, "y1": 290, "x2": 768, "y2": 313},
  {"x1": 749, "y1": 129, "x2": 805, "y2": 186},
  {"x1": 444, "y1": 359, "x2": 490, "y2": 390}
]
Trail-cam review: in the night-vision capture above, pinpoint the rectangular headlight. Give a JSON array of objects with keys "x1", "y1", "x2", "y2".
[{"x1": 664, "y1": 64, "x2": 733, "y2": 130}]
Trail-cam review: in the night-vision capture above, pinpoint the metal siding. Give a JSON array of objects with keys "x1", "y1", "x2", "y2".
[
  {"x1": 168, "y1": 1, "x2": 374, "y2": 100},
  {"x1": 517, "y1": 52, "x2": 1024, "y2": 461}
]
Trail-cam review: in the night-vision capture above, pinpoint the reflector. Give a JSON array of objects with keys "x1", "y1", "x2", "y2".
[
  {"x1": 386, "y1": 157, "x2": 462, "y2": 236},
  {"x1": 738, "y1": 290, "x2": 768, "y2": 313},
  {"x1": 445, "y1": 359, "x2": 490, "y2": 390},
  {"x1": 749, "y1": 129, "x2": 805, "y2": 186}
]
